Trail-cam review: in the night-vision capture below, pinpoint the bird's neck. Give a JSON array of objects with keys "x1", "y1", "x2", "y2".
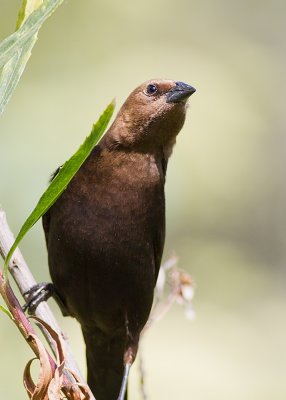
[
  {"x1": 100, "y1": 115, "x2": 177, "y2": 158},
  {"x1": 96, "y1": 147, "x2": 166, "y2": 188}
]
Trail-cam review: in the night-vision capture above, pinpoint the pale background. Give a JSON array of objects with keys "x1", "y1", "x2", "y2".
[{"x1": 0, "y1": 0, "x2": 285, "y2": 399}]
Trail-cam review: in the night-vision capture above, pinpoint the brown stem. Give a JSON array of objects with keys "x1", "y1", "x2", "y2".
[
  {"x1": 0, "y1": 270, "x2": 56, "y2": 369},
  {"x1": 0, "y1": 209, "x2": 95, "y2": 399}
]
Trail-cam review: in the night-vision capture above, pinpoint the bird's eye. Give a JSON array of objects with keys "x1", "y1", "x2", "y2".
[{"x1": 145, "y1": 84, "x2": 158, "y2": 95}]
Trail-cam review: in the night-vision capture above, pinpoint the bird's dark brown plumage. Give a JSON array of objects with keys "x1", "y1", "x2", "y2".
[{"x1": 42, "y1": 79, "x2": 195, "y2": 399}]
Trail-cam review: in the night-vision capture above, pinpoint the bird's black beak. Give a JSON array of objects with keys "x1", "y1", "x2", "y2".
[{"x1": 166, "y1": 81, "x2": 196, "y2": 103}]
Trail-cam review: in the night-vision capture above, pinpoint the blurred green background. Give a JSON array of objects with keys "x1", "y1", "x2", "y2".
[{"x1": 1, "y1": 0, "x2": 285, "y2": 399}]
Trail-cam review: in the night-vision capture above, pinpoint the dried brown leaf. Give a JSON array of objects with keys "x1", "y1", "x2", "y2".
[
  {"x1": 23, "y1": 358, "x2": 38, "y2": 398},
  {"x1": 64, "y1": 369, "x2": 92, "y2": 400},
  {"x1": 23, "y1": 333, "x2": 53, "y2": 399},
  {"x1": 31, "y1": 316, "x2": 66, "y2": 399},
  {"x1": 31, "y1": 316, "x2": 65, "y2": 365},
  {"x1": 28, "y1": 316, "x2": 89, "y2": 399}
]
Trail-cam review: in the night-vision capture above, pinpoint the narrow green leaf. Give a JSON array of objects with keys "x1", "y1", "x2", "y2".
[
  {"x1": 16, "y1": 0, "x2": 28, "y2": 30},
  {"x1": 0, "y1": 0, "x2": 62, "y2": 116},
  {"x1": 4, "y1": 100, "x2": 115, "y2": 277},
  {"x1": 0, "y1": 36, "x2": 37, "y2": 116},
  {"x1": 0, "y1": 0, "x2": 64, "y2": 69},
  {"x1": 16, "y1": 0, "x2": 43, "y2": 30},
  {"x1": 0, "y1": 304, "x2": 13, "y2": 320}
]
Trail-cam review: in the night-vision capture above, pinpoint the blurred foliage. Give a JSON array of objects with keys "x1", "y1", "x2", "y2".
[
  {"x1": 0, "y1": 0, "x2": 285, "y2": 399},
  {"x1": 0, "y1": 0, "x2": 64, "y2": 115},
  {"x1": 4, "y1": 99, "x2": 114, "y2": 273}
]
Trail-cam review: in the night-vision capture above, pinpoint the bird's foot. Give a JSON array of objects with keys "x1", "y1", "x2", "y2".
[{"x1": 22, "y1": 282, "x2": 54, "y2": 314}]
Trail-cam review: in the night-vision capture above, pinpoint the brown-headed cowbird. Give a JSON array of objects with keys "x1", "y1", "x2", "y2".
[{"x1": 41, "y1": 79, "x2": 195, "y2": 399}]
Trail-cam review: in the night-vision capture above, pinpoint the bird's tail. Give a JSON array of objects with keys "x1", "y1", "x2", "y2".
[{"x1": 82, "y1": 327, "x2": 127, "y2": 400}]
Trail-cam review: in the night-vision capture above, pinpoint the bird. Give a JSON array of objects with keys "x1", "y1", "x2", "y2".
[{"x1": 35, "y1": 79, "x2": 195, "y2": 399}]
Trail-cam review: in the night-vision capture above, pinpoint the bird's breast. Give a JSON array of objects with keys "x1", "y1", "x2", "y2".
[
  {"x1": 76, "y1": 150, "x2": 164, "y2": 219},
  {"x1": 47, "y1": 150, "x2": 166, "y2": 330}
]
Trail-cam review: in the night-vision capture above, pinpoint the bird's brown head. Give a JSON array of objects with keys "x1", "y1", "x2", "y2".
[{"x1": 105, "y1": 79, "x2": 196, "y2": 153}]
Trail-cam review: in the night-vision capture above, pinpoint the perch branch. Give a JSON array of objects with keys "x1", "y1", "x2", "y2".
[{"x1": 0, "y1": 208, "x2": 95, "y2": 400}]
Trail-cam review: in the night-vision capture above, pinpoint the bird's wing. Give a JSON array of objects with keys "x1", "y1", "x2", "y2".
[
  {"x1": 42, "y1": 166, "x2": 61, "y2": 246},
  {"x1": 49, "y1": 165, "x2": 62, "y2": 182},
  {"x1": 42, "y1": 209, "x2": 50, "y2": 247}
]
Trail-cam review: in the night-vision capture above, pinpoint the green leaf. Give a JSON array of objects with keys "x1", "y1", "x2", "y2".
[
  {"x1": 0, "y1": 36, "x2": 37, "y2": 116},
  {"x1": 0, "y1": 0, "x2": 64, "y2": 116},
  {"x1": 0, "y1": 0, "x2": 64, "y2": 69},
  {"x1": 4, "y1": 100, "x2": 115, "y2": 277},
  {"x1": 16, "y1": 0, "x2": 43, "y2": 30},
  {"x1": 0, "y1": 304, "x2": 13, "y2": 320},
  {"x1": 16, "y1": 0, "x2": 28, "y2": 30}
]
